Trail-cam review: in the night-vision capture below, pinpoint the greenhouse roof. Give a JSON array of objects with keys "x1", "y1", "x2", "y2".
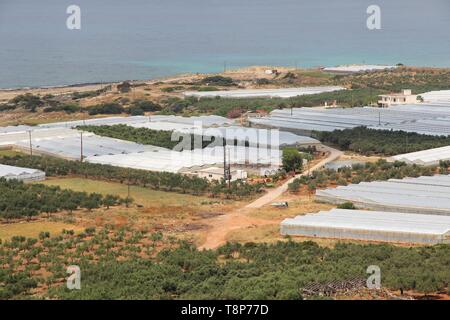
[
  {"x1": 316, "y1": 175, "x2": 450, "y2": 214},
  {"x1": 0, "y1": 164, "x2": 43, "y2": 177},
  {"x1": 391, "y1": 146, "x2": 450, "y2": 166},
  {"x1": 282, "y1": 209, "x2": 450, "y2": 235},
  {"x1": 250, "y1": 102, "x2": 450, "y2": 136},
  {"x1": 184, "y1": 86, "x2": 345, "y2": 98}
]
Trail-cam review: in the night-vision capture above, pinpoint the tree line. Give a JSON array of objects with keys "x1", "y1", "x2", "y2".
[
  {"x1": 0, "y1": 155, "x2": 262, "y2": 199},
  {"x1": 315, "y1": 127, "x2": 450, "y2": 156},
  {"x1": 78, "y1": 124, "x2": 211, "y2": 150},
  {"x1": 288, "y1": 159, "x2": 445, "y2": 193},
  {"x1": 0, "y1": 179, "x2": 124, "y2": 221}
]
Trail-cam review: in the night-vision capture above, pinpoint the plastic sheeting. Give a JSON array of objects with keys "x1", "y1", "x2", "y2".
[
  {"x1": 250, "y1": 103, "x2": 450, "y2": 136},
  {"x1": 86, "y1": 145, "x2": 281, "y2": 173},
  {"x1": 316, "y1": 175, "x2": 450, "y2": 216},
  {"x1": 391, "y1": 146, "x2": 450, "y2": 166},
  {"x1": 184, "y1": 86, "x2": 345, "y2": 98},
  {"x1": 281, "y1": 209, "x2": 450, "y2": 244},
  {"x1": 14, "y1": 134, "x2": 146, "y2": 160},
  {"x1": 0, "y1": 164, "x2": 45, "y2": 182}
]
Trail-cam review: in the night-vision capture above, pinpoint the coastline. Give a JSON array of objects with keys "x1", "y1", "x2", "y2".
[{"x1": 0, "y1": 65, "x2": 295, "y2": 101}]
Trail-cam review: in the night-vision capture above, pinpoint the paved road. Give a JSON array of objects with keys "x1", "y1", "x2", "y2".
[
  {"x1": 199, "y1": 145, "x2": 342, "y2": 250},
  {"x1": 245, "y1": 145, "x2": 342, "y2": 209}
]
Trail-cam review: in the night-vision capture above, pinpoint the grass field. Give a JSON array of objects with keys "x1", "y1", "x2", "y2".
[
  {"x1": 0, "y1": 149, "x2": 25, "y2": 157},
  {"x1": 0, "y1": 221, "x2": 83, "y2": 240},
  {"x1": 39, "y1": 177, "x2": 212, "y2": 207}
]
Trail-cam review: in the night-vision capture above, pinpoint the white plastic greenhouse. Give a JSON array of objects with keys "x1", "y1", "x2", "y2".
[
  {"x1": 281, "y1": 209, "x2": 450, "y2": 244},
  {"x1": 0, "y1": 164, "x2": 45, "y2": 182},
  {"x1": 249, "y1": 101, "x2": 450, "y2": 136},
  {"x1": 323, "y1": 65, "x2": 396, "y2": 73},
  {"x1": 183, "y1": 86, "x2": 345, "y2": 98},
  {"x1": 315, "y1": 175, "x2": 450, "y2": 215},
  {"x1": 86, "y1": 145, "x2": 281, "y2": 173},
  {"x1": 420, "y1": 90, "x2": 450, "y2": 104},
  {"x1": 390, "y1": 146, "x2": 450, "y2": 166}
]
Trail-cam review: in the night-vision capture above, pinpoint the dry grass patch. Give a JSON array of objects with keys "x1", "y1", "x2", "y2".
[
  {"x1": 225, "y1": 224, "x2": 280, "y2": 244},
  {"x1": 0, "y1": 221, "x2": 83, "y2": 240},
  {"x1": 246, "y1": 197, "x2": 335, "y2": 221}
]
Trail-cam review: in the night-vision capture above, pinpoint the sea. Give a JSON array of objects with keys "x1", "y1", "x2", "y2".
[{"x1": 0, "y1": 0, "x2": 449, "y2": 89}]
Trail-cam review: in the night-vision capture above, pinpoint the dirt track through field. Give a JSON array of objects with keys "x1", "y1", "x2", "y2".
[{"x1": 199, "y1": 146, "x2": 342, "y2": 250}]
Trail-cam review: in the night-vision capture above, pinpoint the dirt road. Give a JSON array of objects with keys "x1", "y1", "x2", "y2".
[
  {"x1": 199, "y1": 145, "x2": 342, "y2": 250},
  {"x1": 246, "y1": 145, "x2": 342, "y2": 209}
]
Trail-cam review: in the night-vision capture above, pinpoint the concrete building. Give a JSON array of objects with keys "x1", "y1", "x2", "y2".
[
  {"x1": 378, "y1": 89, "x2": 418, "y2": 107},
  {"x1": 186, "y1": 166, "x2": 247, "y2": 182}
]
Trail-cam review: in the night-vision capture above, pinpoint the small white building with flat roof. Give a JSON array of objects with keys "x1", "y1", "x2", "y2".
[
  {"x1": 185, "y1": 166, "x2": 247, "y2": 182},
  {"x1": 378, "y1": 89, "x2": 418, "y2": 107}
]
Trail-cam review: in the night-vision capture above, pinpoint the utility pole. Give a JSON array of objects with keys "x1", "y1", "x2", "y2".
[
  {"x1": 223, "y1": 138, "x2": 231, "y2": 188},
  {"x1": 80, "y1": 132, "x2": 84, "y2": 162},
  {"x1": 227, "y1": 148, "x2": 231, "y2": 189},
  {"x1": 223, "y1": 139, "x2": 227, "y2": 181},
  {"x1": 28, "y1": 130, "x2": 33, "y2": 156},
  {"x1": 127, "y1": 169, "x2": 131, "y2": 208},
  {"x1": 378, "y1": 111, "x2": 381, "y2": 126}
]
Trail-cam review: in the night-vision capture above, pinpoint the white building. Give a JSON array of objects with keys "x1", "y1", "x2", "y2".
[
  {"x1": 378, "y1": 89, "x2": 418, "y2": 107},
  {"x1": 185, "y1": 166, "x2": 247, "y2": 182}
]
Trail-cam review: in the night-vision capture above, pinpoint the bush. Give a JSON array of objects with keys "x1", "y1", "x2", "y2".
[
  {"x1": 282, "y1": 148, "x2": 304, "y2": 173},
  {"x1": 201, "y1": 76, "x2": 234, "y2": 86},
  {"x1": 88, "y1": 103, "x2": 124, "y2": 115},
  {"x1": 337, "y1": 202, "x2": 356, "y2": 209}
]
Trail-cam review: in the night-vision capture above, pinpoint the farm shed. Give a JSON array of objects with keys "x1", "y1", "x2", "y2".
[
  {"x1": 0, "y1": 164, "x2": 45, "y2": 182},
  {"x1": 315, "y1": 175, "x2": 450, "y2": 216},
  {"x1": 281, "y1": 209, "x2": 450, "y2": 244}
]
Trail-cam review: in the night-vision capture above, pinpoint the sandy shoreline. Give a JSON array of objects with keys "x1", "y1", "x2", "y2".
[
  {"x1": 0, "y1": 66, "x2": 295, "y2": 103},
  {"x1": 0, "y1": 73, "x2": 193, "y2": 102}
]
